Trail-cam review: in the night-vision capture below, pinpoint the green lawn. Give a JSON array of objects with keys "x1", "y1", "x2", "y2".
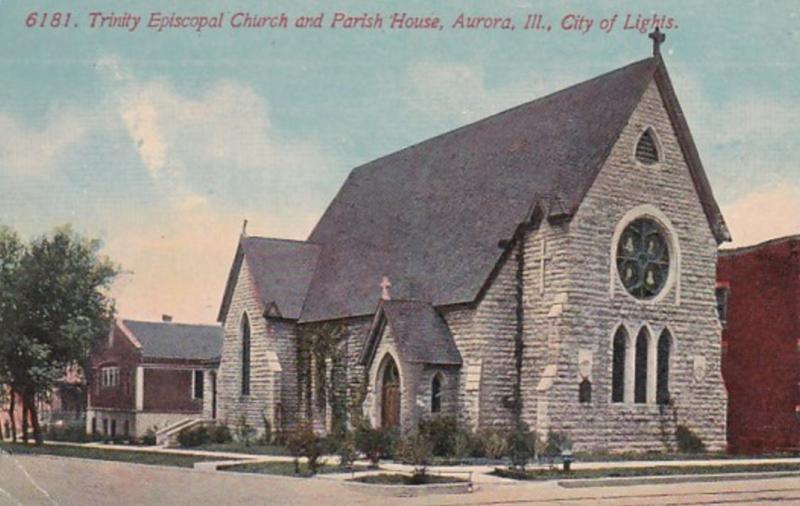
[
  {"x1": 0, "y1": 442, "x2": 222, "y2": 468},
  {"x1": 191, "y1": 442, "x2": 291, "y2": 456},
  {"x1": 492, "y1": 462, "x2": 800, "y2": 481},
  {"x1": 572, "y1": 451, "x2": 797, "y2": 462},
  {"x1": 221, "y1": 460, "x2": 365, "y2": 477}
]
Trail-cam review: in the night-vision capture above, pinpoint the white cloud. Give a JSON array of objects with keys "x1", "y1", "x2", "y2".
[
  {"x1": 0, "y1": 110, "x2": 88, "y2": 176},
  {"x1": 722, "y1": 185, "x2": 800, "y2": 247},
  {"x1": 402, "y1": 60, "x2": 581, "y2": 125},
  {"x1": 97, "y1": 56, "x2": 329, "y2": 203}
]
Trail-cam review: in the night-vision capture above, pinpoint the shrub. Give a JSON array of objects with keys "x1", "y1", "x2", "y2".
[
  {"x1": 286, "y1": 422, "x2": 324, "y2": 474},
  {"x1": 46, "y1": 422, "x2": 94, "y2": 443},
  {"x1": 177, "y1": 425, "x2": 210, "y2": 448},
  {"x1": 234, "y1": 414, "x2": 256, "y2": 446},
  {"x1": 354, "y1": 422, "x2": 397, "y2": 467},
  {"x1": 141, "y1": 427, "x2": 157, "y2": 446},
  {"x1": 417, "y1": 416, "x2": 459, "y2": 457},
  {"x1": 476, "y1": 428, "x2": 509, "y2": 459},
  {"x1": 507, "y1": 423, "x2": 537, "y2": 470},
  {"x1": 542, "y1": 430, "x2": 572, "y2": 456},
  {"x1": 208, "y1": 423, "x2": 233, "y2": 444},
  {"x1": 452, "y1": 429, "x2": 474, "y2": 460},
  {"x1": 337, "y1": 431, "x2": 358, "y2": 468},
  {"x1": 396, "y1": 433, "x2": 434, "y2": 477},
  {"x1": 676, "y1": 425, "x2": 705, "y2": 453}
]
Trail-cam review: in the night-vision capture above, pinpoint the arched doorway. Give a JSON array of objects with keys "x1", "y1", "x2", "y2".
[{"x1": 381, "y1": 356, "x2": 400, "y2": 428}]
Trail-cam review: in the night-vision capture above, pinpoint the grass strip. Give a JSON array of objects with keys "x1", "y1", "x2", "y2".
[
  {"x1": 221, "y1": 460, "x2": 366, "y2": 477},
  {"x1": 0, "y1": 442, "x2": 221, "y2": 468},
  {"x1": 190, "y1": 443, "x2": 291, "y2": 456},
  {"x1": 351, "y1": 473, "x2": 467, "y2": 485},
  {"x1": 492, "y1": 462, "x2": 800, "y2": 481}
]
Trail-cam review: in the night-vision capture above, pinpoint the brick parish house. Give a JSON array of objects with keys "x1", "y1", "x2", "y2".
[
  {"x1": 718, "y1": 235, "x2": 800, "y2": 454},
  {"x1": 216, "y1": 32, "x2": 730, "y2": 452},
  {"x1": 86, "y1": 317, "x2": 223, "y2": 439}
]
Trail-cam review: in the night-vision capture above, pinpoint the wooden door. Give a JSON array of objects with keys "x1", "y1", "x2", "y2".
[{"x1": 381, "y1": 359, "x2": 400, "y2": 428}]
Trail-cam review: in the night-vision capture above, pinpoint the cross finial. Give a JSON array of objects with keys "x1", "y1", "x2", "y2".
[
  {"x1": 649, "y1": 27, "x2": 666, "y2": 57},
  {"x1": 241, "y1": 219, "x2": 248, "y2": 237},
  {"x1": 380, "y1": 276, "x2": 392, "y2": 300}
]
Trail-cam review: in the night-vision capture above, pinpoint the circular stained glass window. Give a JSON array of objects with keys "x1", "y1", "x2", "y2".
[{"x1": 616, "y1": 218, "x2": 670, "y2": 299}]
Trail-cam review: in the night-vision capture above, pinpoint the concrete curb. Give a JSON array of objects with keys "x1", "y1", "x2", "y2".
[{"x1": 558, "y1": 470, "x2": 800, "y2": 488}]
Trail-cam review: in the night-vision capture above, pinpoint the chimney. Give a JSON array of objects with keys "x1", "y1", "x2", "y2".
[{"x1": 162, "y1": 314, "x2": 173, "y2": 323}]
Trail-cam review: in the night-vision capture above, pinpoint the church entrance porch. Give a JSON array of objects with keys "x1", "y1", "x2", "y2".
[{"x1": 381, "y1": 356, "x2": 400, "y2": 428}]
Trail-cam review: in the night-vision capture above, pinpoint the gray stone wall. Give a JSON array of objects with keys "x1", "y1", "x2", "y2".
[
  {"x1": 216, "y1": 261, "x2": 284, "y2": 437},
  {"x1": 266, "y1": 319, "x2": 299, "y2": 431},
  {"x1": 529, "y1": 79, "x2": 727, "y2": 452}
]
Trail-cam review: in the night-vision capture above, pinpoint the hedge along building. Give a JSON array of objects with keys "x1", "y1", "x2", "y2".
[{"x1": 215, "y1": 32, "x2": 730, "y2": 452}]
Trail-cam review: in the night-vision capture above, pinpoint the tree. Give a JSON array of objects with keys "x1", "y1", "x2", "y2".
[
  {"x1": 0, "y1": 226, "x2": 24, "y2": 441},
  {"x1": 0, "y1": 225, "x2": 118, "y2": 443}
]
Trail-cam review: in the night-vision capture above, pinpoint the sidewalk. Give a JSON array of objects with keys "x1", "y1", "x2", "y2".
[{"x1": 32, "y1": 440, "x2": 800, "y2": 482}]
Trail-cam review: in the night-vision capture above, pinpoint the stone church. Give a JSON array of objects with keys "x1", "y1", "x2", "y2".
[{"x1": 214, "y1": 35, "x2": 730, "y2": 452}]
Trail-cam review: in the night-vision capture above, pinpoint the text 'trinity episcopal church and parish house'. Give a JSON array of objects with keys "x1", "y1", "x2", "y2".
[{"x1": 213, "y1": 33, "x2": 730, "y2": 452}]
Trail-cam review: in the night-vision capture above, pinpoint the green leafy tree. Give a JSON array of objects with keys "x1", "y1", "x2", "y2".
[
  {"x1": 0, "y1": 226, "x2": 24, "y2": 441},
  {"x1": 0, "y1": 225, "x2": 118, "y2": 443}
]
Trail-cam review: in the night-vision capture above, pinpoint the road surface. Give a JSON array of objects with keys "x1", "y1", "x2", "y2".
[{"x1": 2, "y1": 453, "x2": 799, "y2": 505}]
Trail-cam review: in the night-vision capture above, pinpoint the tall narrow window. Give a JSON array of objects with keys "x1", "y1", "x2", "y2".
[
  {"x1": 241, "y1": 313, "x2": 251, "y2": 396},
  {"x1": 635, "y1": 329, "x2": 649, "y2": 404},
  {"x1": 635, "y1": 129, "x2": 659, "y2": 164},
  {"x1": 611, "y1": 327, "x2": 627, "y2": 403},
  {"x1": 193, "y1": 370, "x2": 204, "y2": 400},
  {"x1": 431, "y1": 373, "x2": 443, "y2": 413},
  {"x1": 579, "y1": 379, "x2": 592, "y2": 403},
  {"x1": 657, "y1": 330, "x2": 671, "y2": 405},
  {"x1": 715, "y1": 287, "x2": 730, "y2": 325}
]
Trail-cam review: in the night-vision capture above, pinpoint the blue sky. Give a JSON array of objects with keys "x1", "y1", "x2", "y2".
[{"x1": 1, "y1": 0, "x2": 799, "y2": 322}]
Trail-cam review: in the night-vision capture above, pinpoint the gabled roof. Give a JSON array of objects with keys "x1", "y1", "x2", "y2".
[
  {"x1": 298, "y1": 55, "x2": 728, "y2": 322},
  {"x1": 359, "y1": 300, "x2": 462, "y2": 367},
  {"x1": 120, "y1": 319, "x2": 223, "y2": 362},
  {"x1": 217, "y1": 236, "x2": 321, "y2": 322}
]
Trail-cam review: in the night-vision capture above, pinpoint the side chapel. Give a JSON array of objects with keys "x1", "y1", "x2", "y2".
[{"x1": 215, "y1": 32, "x2": 729, "y2": 452}]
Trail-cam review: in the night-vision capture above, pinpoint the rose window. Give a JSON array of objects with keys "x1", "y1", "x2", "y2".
[{"x1": 616, "y1": 218, "x2": 670, "y2": 299}]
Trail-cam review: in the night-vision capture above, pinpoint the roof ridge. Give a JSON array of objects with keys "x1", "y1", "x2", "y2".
[
  {"x1": 123, "y1": 319, "x2": 221, "y2": 329},
  {"x1": 719, "y1": 234, "x2": 800, "y2": 256},
  {"x1": 243, "y1": 236, "x2": 320, "y2": 247}
]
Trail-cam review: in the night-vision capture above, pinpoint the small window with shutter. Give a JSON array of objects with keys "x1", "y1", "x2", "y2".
[{"x1": 635, "y1": 129, "x2": 659, "y2": 165}]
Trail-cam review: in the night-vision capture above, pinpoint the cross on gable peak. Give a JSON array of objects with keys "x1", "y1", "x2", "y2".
[
  {"x1": 649, "y1": 27, "x2": 666, "y2": 57},
  {"x1": 380, "y1": 276, "x2": 392, "y2": 300}
]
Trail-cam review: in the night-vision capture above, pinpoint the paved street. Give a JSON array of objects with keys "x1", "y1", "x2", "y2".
[{"x1": 2, "y1": 453, "x2": 800, "y2": 506}]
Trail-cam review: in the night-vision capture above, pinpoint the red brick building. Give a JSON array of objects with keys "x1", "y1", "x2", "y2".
[
  {"x1": 718, "y1": 235, "x2": 800, "y2": 454},
  {"x1": 86, "y1": 318, "x2": 223, "y2": 439}
]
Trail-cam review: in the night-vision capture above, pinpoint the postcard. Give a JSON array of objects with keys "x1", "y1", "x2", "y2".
[{"x1": 0, "y1": 1, "x2": 798, "y2": 504}]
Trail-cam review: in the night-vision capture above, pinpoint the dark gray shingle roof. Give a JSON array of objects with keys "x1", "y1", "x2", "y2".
[
  {"x1": 122, "y1": 320, "x2": 223, "y2": 361},
  {"x1": 360, "y1": 300, "x2": 462, "y2": 367},
  {"x1": 217, "y1": 237, "x2": 321, "y2": 322},
  {"x1": 298, "y1": 56, "x2": 728, "y2": 322}
]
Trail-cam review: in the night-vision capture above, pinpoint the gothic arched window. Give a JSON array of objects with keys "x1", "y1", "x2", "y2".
[
  {"x1": 617, "y1": 218, "x2": 671, "y2": 299},
  {"x1": 634, "y1": 328, "x2": 650, "y2": 404},
  {"x1": 657, "y1": 330, "x2": 672, "y2": 405},
  {"x1": 635, "y1": 128, "x2": 659, "y2": 164},
  {"x1": 431, "y1": 373, "x2": 443, "y2": 413},
  {"x1": 611, "y1": 327, "x2": 628, "y2": 403},
  {"x1": 241, "y1": 313, "x2": 251, "y2": 396}
]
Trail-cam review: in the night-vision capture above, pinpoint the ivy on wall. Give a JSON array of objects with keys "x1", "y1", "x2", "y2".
[{"x1": 297, "y1": 322, "x2": 350, "y2": 434}]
